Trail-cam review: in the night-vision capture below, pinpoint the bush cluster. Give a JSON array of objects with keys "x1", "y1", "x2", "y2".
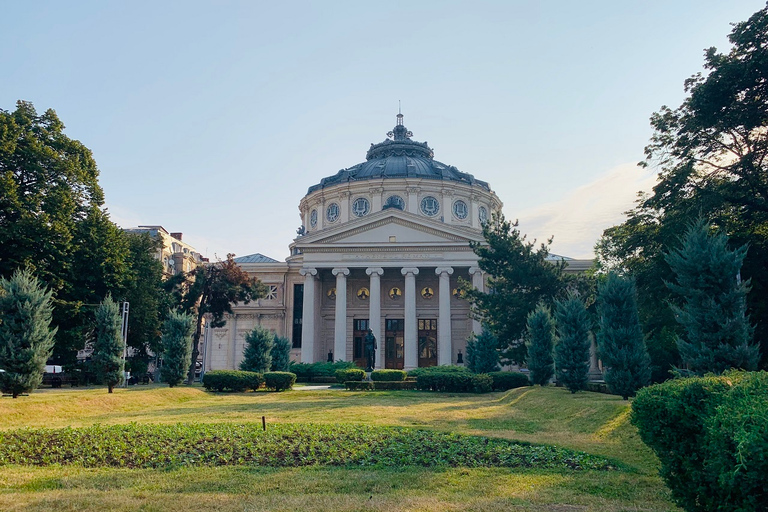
[
  {"x1": 335, "y1": 368, "x2": 366, "y2": 383},
  {"x1": 263, "y1": 372, "x2": 296, "y2": 391},
  {"x1": 632, "y1": 371, "x2": 768, "y2": 512},
  {"x1": 487, "y1": 371, "x2": 531, "y2": 391},
  {"x1": 202, "y1": 370, "x2": 264, "y2": 392},
  {"x1": 370, "y1": 369, "x2": 407, "y2": 381},
  {"x1": 345, "y1": 381, "x2": 374, "y2": 391},
  {"x1": 289, "y1": 361, "x2": 356, "y2": 382},
  {"x1": 344, "y1": 381, "x2": 417, "y2": 391},
  {"x1": 410, "y1": 366, "x2": 493, "y2": 393}
]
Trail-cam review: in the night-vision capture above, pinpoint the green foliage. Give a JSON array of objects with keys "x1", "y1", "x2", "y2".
[
  {"x1": 465, "y1": 329, "x2": 500, "y2": 373},
  {"x1": 412, "y1": 366, "x2": 493, "y2": 393},
  {"x1": 160, "y1": 311, "x2": 194, "y2": 387},
  {"x1": 202, "y1": 370, "x2": 263, "y2": 392},
  {"x1": 263, "y1": 371, "x2": 296, "y2": 391},
  {"x1": 465, "y1": 212, "x2": 568, "y2": 363},
  {"x1": 554, "y1": 292, "x2": 591, "y2": 393},
  {"x1": 239, "y1": 326, "x2": 274, "y2": 373},
  {"x1": 470, "y1": 373, "x2": 493, "y2": 393},
  {"x1": 632, "y1": 371, "x2": 768, "y2": 512},
  {"x1": 92, "y1": 295, "x2": 124, "y2": 393},
  {"x1": 597, "y1": 273, "x2": 651, "y2": 399},
  {"x1": 0, "y1": 269, "x2": 57, "y2": 398},
  {"x1": 0, "y1": 423, "x2": 614, "y2": 470},
  {"x1": 270, "y1": 335, "x2": 291, "y2": 372},
  {"x1": 335, "y1": 368, "x2": 365, "y2": 383},
  {"x1": 666, "y1": 219, "x2": 759, "y2": 374},
  {"x1": 487, "y1": 371, "x2": 531, "y2": 391},
  {"x1": 525, "y1": 303, "x2": 555, "y2": 386},
  {"x1": 289, "y1": 361, "x2": 356, "y2": 381},
  {"x1": 370, "y1": 369, "x2": 407, "y2": 381},
  {"x1": 345, "y1": 381, "x2": 375, "y2": 391},
  {"x1": 369, "y1": 380, "x2": 417, "y2": 390},
  {"x1": 407, "y1": 365, "x2": 469, "y2": 379}
]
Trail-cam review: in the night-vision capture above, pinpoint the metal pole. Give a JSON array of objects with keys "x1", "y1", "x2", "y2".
[{"x1": 121, "y1": 302, "x2": 130, "y2": 387}]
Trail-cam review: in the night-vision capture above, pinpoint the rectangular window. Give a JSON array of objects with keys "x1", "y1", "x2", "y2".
[{"x1": 291, "y1": 284, "x2": 303, "y2": 348}]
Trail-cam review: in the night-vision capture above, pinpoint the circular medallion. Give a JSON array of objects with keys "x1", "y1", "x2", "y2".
[
  {"x1": 453, "y1": 199, "x2": 468, "y2": 220},
  {"x1": 327, "y1": 288, "x2": 336, "y2": 299},
  {"x1": 356, "y1": 287, "x2": 370, "y2": 300},
  {"x1": 310, "y1": 209, "x2": 318, "y2": 228},
  {"x1": 326, "y1": 203, "x2": 340, "y2": 223},
  {"x1": 352, "y1": 197, "x2": 370, "y2": 217},
  {"x1": 478, "y1": 206, "x2": 488, "y2": 224},
  {"x1": 420, "y1": 196, "x2": 440, "y2": 217},
  {"x1": 383, "y1": 195, "x2": 405, "y2": 210},
  {"x1": 388, "y1": 287, "x2": 402, "y2": 299},
  {"x1": 421, "y1": 287, "x2": 434, "y2": 299}
]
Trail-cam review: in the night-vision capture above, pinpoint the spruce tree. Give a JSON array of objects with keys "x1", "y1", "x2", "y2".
[
  {"x1": 161, "y1": 311, "x2": 194, "y2": 387},
  {"x1": 525, "y1": 303, "x2": 555, "y2": 386},
  {"x1": 92, "y1": 295, "x2": 125, "y2": 393},
  {"x1": 270, "y1": 335, "x2": 291, "y2": 372},
  {"x1": 554, "y1": 292, "x2": 591, "y2": 393},
  {"x1": 0, "y1": 269, "x2": 57, "y2": 398},
  {"x1": 665, "y1": 219, "x2": 759, "y2": 374},
  {"x1": 597, "y1": 273, "x2": 651, "y2": 399},
  {"x1": 465, "y1": 329, "x2": 501, "y2": 373},
  {"x1": 240, "y1": 326, "x2": 274, "y2": 373}
]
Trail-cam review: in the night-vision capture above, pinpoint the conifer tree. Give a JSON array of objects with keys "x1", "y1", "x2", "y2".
[
  {"x1": 466, "y1": 329, "x2": 501, "y2": 373},
  {"x1": 554, "y1": 292, "x2": 591, "y2": 393},
  {"x1": 0, "y1": 269, "x2": 57, "y2": 398},
  {"x1": 240, "y1": 326, "x2": 274, "y2": 374},
  {"x1": 160, "y1": 311, "x2": 194, "y2": 387},
  {"x1": 597, "y1": 273, "x2": 651, "y2": 399},
  {"x1": 270, "y1": 335, "x2": 291, "y2": 372},
  {"x1": 665, "y1": 219, "x2": 759, "y2": 374},
  {"x1": 92, "y1": 295, "x2": 125, "y2": 393},
  {"x1": 525, "y1": 303, "x2": 555, "y2": 386}
]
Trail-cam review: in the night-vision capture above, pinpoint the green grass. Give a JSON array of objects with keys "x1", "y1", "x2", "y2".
[{"x1": 0, "y1": 385, "x2": 679, "y2": 511}]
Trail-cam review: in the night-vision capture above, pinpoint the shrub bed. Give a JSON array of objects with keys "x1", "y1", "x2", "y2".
[
  {"x1": 412, "y1": 367, "x2": 493, "y2": 393},
  {"x1": 202, "y1": 370, "x2": 263, "y2": 392},
  {"x1": 344, "y1": 381, "x2": 374, "y2": 391},
  {"x1": 487, "y1": 371, "x2": 531, "y2": 391},
  {"x1": 370, "y1": 369, "x2": 407, "y2": 381},
  {"x1": 335, "y1": 368, "x2": 365, "y2": 383},
  {"x1": 372, "y1": 381, "x2": 417, "y2": 390},
  {"x1": 0, "y1": 423, "x2": 615, "y2": 470},
  {"x1": 632, "y1": 371, "x2": 768, "y2": 512},
  {"x1": 290, "y1": 361, "x2": 357, "y2": 382},
  {"x1": 263, "y1": 372, "x2": 296, "y2": 391}
]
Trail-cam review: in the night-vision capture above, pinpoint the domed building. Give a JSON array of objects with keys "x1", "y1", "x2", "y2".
[{"x1": 205, "y1": 115, "x2": 505, "y2": 371}]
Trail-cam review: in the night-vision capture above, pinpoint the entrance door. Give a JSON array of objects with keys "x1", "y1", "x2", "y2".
[
  {"x1": 418, "y1": 319, "x2": 438, "y2": 367},
  {"x1": 353, "y1": 319, "x2": 369, "y2": 368},
  {"x1": 384, "y1": 319, "x2": 404, "y2": 369}
]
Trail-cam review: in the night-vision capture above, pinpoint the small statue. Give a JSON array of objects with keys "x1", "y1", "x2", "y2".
[
  {"x1": 296, "y1": 225, "x2": 306, "y2": 236},
  {"x1": 364, "y1": 329, "x2": 377, "y2": 372}
]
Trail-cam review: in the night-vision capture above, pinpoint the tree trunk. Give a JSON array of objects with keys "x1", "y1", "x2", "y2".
[
  {"x1": 108, "y1": 385, "x2": 113, "y2": 393},
  {"x1": 186, "y1": 309, "x2": 205, "y2": 385}
]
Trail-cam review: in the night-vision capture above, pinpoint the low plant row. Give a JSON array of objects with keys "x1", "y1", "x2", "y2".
[
  {"x1": 408, "y1": 367, "x2": 531, "y2": 393},
  {"x1": 335, "y1": 368, "x2": 408, "y2": 383},
  {"x1": 202, "y1": 370, "x2": 296, "y2": 392},
  {"x1": 345, "y1": 381, "x2": 417, "y2": 391},
  {"x1": 0, "y1": 423, "x2": 615, "y2": 471},
  {"x1": 289, "y1": 361, "x2": 357, "y2": 382}
]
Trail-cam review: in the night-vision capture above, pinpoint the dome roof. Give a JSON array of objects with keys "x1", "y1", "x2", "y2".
[{"x1": 307, "y1": 114, "x2": 490, "y2": 194}]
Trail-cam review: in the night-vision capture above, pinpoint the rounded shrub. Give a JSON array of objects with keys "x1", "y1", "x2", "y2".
[
  {"x1": 487, "y1": 371, "x2": 531, "y2": 391},
  {"x1": 263, "y1": 371, "x2": 296, "y2": 391},
  {"x1": 335, "y1": 368, "x2": 365, "y2": 383},
  {"x1": 202, "y1": 370, "x2": 263, "y2": 392},
  {"x1": 370, "y1": 369, "x2": 407, "y2": 382},
  {"x1": 471, "y1": 373, "x2": 493, "y2": 393}
]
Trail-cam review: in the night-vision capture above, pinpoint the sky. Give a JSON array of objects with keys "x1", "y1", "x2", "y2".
[{"x1": 2, "y1": 0, "x2": 765, "y2": 261}]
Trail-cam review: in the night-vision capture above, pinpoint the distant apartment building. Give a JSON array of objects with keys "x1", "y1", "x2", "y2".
[{"x1": 123, "y1": 225, "x2": 207, "y2": 276}]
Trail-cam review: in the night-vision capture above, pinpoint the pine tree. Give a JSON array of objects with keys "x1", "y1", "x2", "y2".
[
  {"x1": 465, "y1": 329, "x2": 501, "y2": 373},
  {"x1": 240, "y1": 326, "x2": 274, "y2": 373},
  {"x1": 92, "y1": 295, "x2": 125, "y2": 393},
  {"x1": 525, "y1": 303, "x2": 555, "y2": 386},
  {"x1": 0, "y1": 269, "x2": 57, "y2": 398},
  {"x1": 665, "y1": 219, "x2": 759, "y2": 374},
  {"x1": 161, "y1": 311, "x2": 194, "y2": 387},
  {"x1": 270, "y1": 335, "x2": 291, "y2": 372},
  {"x1": 554, "y1": 292, "x2": 591, "y2": 393},
  {"x1": 597, "y1": 273, "x2": 651, "y2": 399}
]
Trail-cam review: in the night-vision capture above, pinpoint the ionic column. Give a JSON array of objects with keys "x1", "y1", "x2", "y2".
[
  {"x1": 299, "y1": 268, "x2": 318, "y2": 363},
  {"x1": 366, "y1": 267, "x2": 384, "y2": 370},
  {"x1": 332, "y1": 267, "x2": 350, "y2": 361},
  {"x1": 469, "y1": 266, "x2": 484, "y2": 336},
  {"x1": 436, "y1": 267, "x2": 454, "y2": 365},
  {"x1": 401, "y1": 267, "x2": 419, "y2": 369}
]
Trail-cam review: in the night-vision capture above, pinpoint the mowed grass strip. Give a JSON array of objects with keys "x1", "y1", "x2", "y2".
[{"x1": 0, "y1": 423, "x2": 614, "y2": 470}]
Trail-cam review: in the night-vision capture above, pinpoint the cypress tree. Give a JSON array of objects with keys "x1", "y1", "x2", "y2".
[
  {"x1": 0, "y1": 269, "x2": 57, "y2": 398},
  {"x1": 92, "y1": 294, "x2": 125, "y2": 393},
  {"x1": 597, "y1": 273, "x2": 651, "y2": 399},
  {"x1": 525, "y1": 303, "x2": 555, "y2": 386},
  {"x1": 665, "y1": 219, "x2": 759, "y2": 374},
  {"x1": 466, "y1": 329, "x2": 501, "y2": 373},
  {"x1": 161, "y1": 311, "x2": 194, "y2": 387},
  {"x1": 554, "y1": 292, "x2": 591, "y2": 393},
  {"x1": 270, "y1": 335, "x2": 291, "y2": 372},
  {"x1": 240, "y1": 326, "x2": 274, "y2": 374}
]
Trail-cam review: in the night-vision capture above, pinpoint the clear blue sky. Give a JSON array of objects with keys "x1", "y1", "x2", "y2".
[{"x1": 2, "y1": 0, "x2": 764, "y2": 260}]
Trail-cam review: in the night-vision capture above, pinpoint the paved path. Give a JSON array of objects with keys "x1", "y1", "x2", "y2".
[{"x1": 295, "y1": 385, "x2": 333, "y2": 391}]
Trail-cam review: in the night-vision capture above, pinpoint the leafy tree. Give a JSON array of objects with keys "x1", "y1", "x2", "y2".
[
  {"x1": 596, "y1": 273, "x2": 651, "y2": 399},
  {"x1": 240, "y1": 326, "x2": 274, "y2": 374},
  {"x1": 0, "y1": 269, "x2": 57, "y2": 398},
  {"x1": 270, "y1": 335, "x2": 291, "y2": 372},
  {"x1": 665, "y1": 219, "x2": 759, "y2": 374},
  {"x1": 160, "y1": 311, "x2": 194, "y2": 387},
  {"x1": 92, "y1": 294, "x2": 124, "y2": 393},
  {"x1": 465, "y1": 213, "x2": 567, "y2": 363},
  {"x1": 169, "y1": 254, "x2": 265, "y2": 384},
  {"x1": 465, "y1": 329, "x2": 501, "y2": 374},
  {"x1": 554, "y1": 292, "x2": 591, "y2": 393},
  {"x1": 525, "y1": 303, "x2": 555, "y2": 386}
]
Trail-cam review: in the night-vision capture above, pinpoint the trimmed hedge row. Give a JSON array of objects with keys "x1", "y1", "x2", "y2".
[
  {"x1": 263, "y1": 371, "x2": 296, "y2": 391},
  {"x1": 345, "y1": 381, "x2": 417, "y2": 391},
  {"x1": 335, "y1": 368, "x2": 366, "y2": 383},
  {"x1": 289, "y1": 361, "x2": 357, "y2": 382},
  {"x1": 202, "y1": 371, "x2": 263, "y2": 392},
  {"x1": 405, "y1": 367, "x2": 530, "y2": 393},
  {"x1": 371, "y1": 369, "x2": 407, "y2": 381},
  {"x1": 632, "y1": 371, "x2": 768, "y2": 512},
  {"x1": 487, "y1": 371, "x2": 531, "y2": 391}
]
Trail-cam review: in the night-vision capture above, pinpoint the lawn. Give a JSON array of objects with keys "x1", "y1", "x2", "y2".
[{"x1": 0, "y1": 385, "x2": 679, "y2": 511}]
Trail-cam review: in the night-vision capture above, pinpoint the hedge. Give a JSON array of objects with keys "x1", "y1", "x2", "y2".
[
  {"x1": 632, "y1": 371, "x2": 768, "y2": 512},
  {"x1": 202, "y1": 370, "x2": 263, "y2": 392},
  {"x1": 407, "y1": 365, "x2": 470, "y2": 379},
  {"x1": 344, "y1": 381, "x2": 417, "y2": 391},
  {"x1": 289, "y1": 361, "x2": 357, "y2": 382},
  {"x1": 263, "y1": 371, "x2": 296, "y2": 391},
  {"x1": 370, "y1": 369, "x2": 407, "y2": 381},
  {"x1": 412, "y1": 367, "x2": 493, "y2": 393},
  {"x1": 345, "y1": 381, "x2": 374, "y2": 391},
  {"x1": 335, "y1": 368, "x2": 366, "y2": 383},
  {"x1": 487, "y1": 371, "x2": 531, "y2": 391}
]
